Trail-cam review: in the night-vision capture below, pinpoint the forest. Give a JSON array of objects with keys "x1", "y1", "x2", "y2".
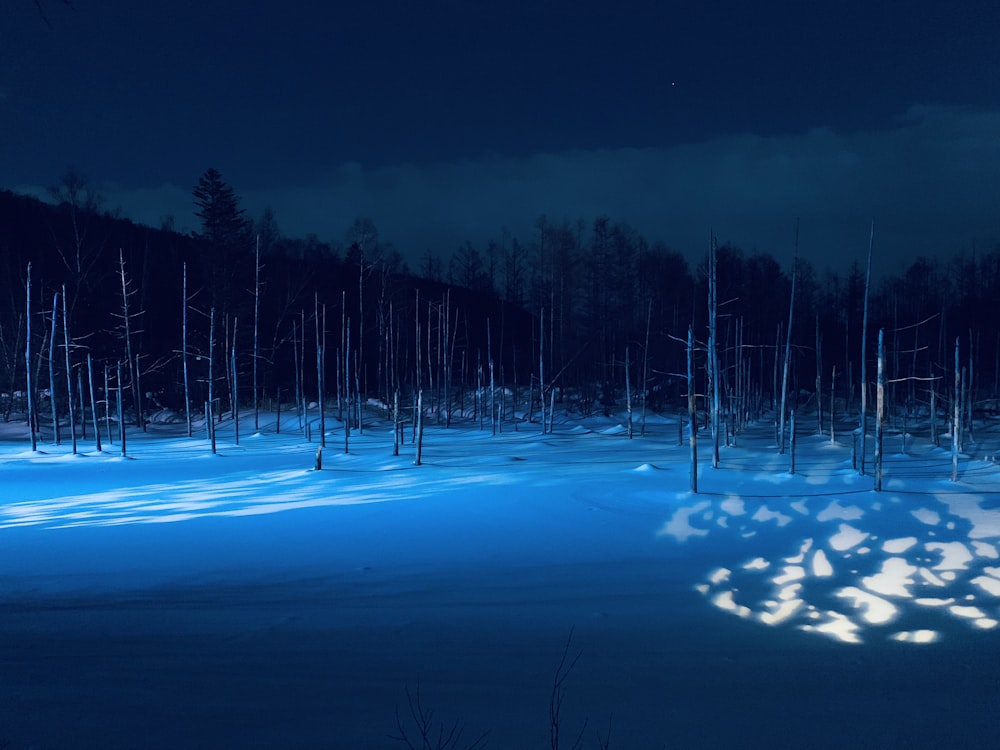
[{"x1": 1, "y1": 168, "x2": 998, "y2": 451}]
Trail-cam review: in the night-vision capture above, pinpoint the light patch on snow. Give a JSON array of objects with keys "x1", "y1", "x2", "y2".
[
  {"x1": 925, "y1": 541, "x2": 973, "y2": 571},
  {"x1": 837, "y1": 586, "x2": 898, "y2": 624},
  {"x1": 892, "y1": 630, "x2": 939, "y2": 644},
  {"x1": 802, "y1": 611, "x2": 862, "y2": 644},
  {"x1": 912, "y1": 507, "x2": 941, "y2": 526},
  {"x1": 882, "y1": 537, "x2": 918, "y2": 554},
  {"x1": 918, "y1": 568, "x2": 946, "y2": 587},
  {"x1": 817, "y1": 500, "x2": 864, "y2": 522},
  {"x1": 720, "y1": 496, "x2": 745, "y2": 516},
  {"x1": 658, "y1": 502, "x2": 711, "y2": 541},
  {"x1": 784, "y1": 538, "x2": 813, "y2": 563},
  {"x1": 811, "y1": 549, "x2": 833, "y2": 577},
  {"x1": 829, "y1": 524, "x2": 869, "y2": 551},
  {"x1": 773, "y1": 566, "x2": 806, "y2": 585},
  {"x1": 950, "y1": 605, "x2": 988, "y2": 620},
  {"x1": 761, "y1": 598, "x2": 802, "y2": 625},
  {"x1": 752, "y1": 506, "x2": 793, "y2": 526},
  {"x1": 711, "y1": 590, "x2": 751, "y2": 618},
  {"x1": 937, "y1": 494, "x2": 1000, "y2": 539},
  {"x1": 973, "y1": 541, "x2": 999, "y2": 559},
  {"x1": 971, "y1": 576, "x2": 1000, "y2": 596},
  {"x1": 777, "y1": 583, "x2": 802, "y2": 601},
  {"x1": 708, "y1": 567, "x2": 732, "y2": 585},
  {"x1": 862, "y1": 557, "x2": 917, "y2": 598}
]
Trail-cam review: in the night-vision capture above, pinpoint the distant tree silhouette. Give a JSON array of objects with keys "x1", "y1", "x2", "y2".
[{"x1": 192, "y1": 168, "x2": 251, "y2": 317}]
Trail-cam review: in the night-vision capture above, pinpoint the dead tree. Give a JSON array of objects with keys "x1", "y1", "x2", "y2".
[
  {"x1": 707, "y1": 235, "x2": 720, "y2": 467},
  {"x1": 48, "y1": 290, "x2": 59, "y2": 444},
  {"x1": 208, "y1": 307, "x2": 216, "y2": 455},
  {"x1": 232, "y1": 317, "x2": 239, "y2": 446},
  {"x1": 61, "y1": 284, "x2": 77, "y2": 454},
  {"x1": 688, "y1": 325, "x2": 698, "y2": 494},
  {"x1": 778, "y1": 224, "x2": 798, "y2": 454},
  {"x1": 859, "y1": 220, "x2": 874, "y2": 475},
  {"x1": 116, "y1": 359, "x2": 126, "y2": 457},
  {"x1": 875, "y1": 328, "x2": 885, "y2": 491},
  {"x1": 182, "y1": 262, "x2": 192, "y2": 437},
  {"x1": 314, "y1": 294, "x2": 326, "y2": 448},
  {"x1": 87, "y1": 353, "x2": 101, "y2": 451},
  {"x1": 25, "y1": 263, "x2": 36, "y2": 451},
  {"x1": 952, "y1": 336, "x2": 960, "y2": 482},
  {"x1": 253, "y1": 235, "x2": 262, "y2": 431}
]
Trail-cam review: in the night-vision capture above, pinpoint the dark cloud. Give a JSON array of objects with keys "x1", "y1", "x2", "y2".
[{"x1": 33, "y1": 105, "x2": 998, "y2": 279}]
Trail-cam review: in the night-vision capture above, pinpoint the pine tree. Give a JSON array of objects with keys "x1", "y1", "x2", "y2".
[{"x1": 192, "y1": 168, "x2": 250, "y2": 316}]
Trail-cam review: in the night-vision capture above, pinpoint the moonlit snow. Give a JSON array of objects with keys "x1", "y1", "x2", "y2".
[{"x1": 2, "y1": 407, "x2": 1000, "y2": 748}]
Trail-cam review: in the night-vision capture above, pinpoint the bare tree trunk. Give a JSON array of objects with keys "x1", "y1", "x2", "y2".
[
  {"x1": 960, "y1": 364, "x2": 967, "y2": 453},
  {"x1": 116, "y1": 359, "x2": 126, "y2": 457},
  {"x1": 708, "y1": 235, "x2": 720, "y2": 467},
  {"x1": 104, "y1": 364, "x2": 112, "y2": 445},
  {"x1": 87, "y1": 353, "x2": 101, "y2": 451},
  {"x1": 488, "y1": 318, "x2": 496, "y2": 436},
  {"x1": 118, "y1": 250, "x2": 141, "y2": 428},
  {"x1": 641, "y1": 300, "x2": 651, "y2": 437},
  {"x1": 952, "y1": 337, "x2": 960, "y2": 482},
  {"x1": 253, "y1": 235, "x2": 261, "y2": 431},
  {"x1": 539, "y1": 307, "x2": 546, "y2": 434},
  {"x1": 414, "y1": 389, "x2": 424, "y2": 465},
  {"x1": 61, "y1": 284, "x2": 77, "y2": 454},
  {"x1": 859, "y1": 220, "x2": 874, "y2": 475},
  {"x1": 830, "y1": 365, "x2": 836, "y2": 445},
  {"x1": 967, "y1": 329, "x2": 974, "y2": 443},
  {"x1": 930, "y1": 366, "x2": 938, "y2": 447},
  {"x1": 315, "y1": 294, "x2": 326, "y2": 449},
  {"x1": 875, "y1": 328, "x2": 885, "y2": 491},
  {"x1": 625, "y1": 344, "x2": 633, "y2": 439},
  {"x1": 25, "y1": 263, "x2": 36, "y2": 451},
  {"x1": 393, "y1": 388, "x2": 400, "y2": 457},
  {"x1": 49, "y1": 290, "x2": 59, "y2": 445},
  {"x1": 344, "y1": 317, "x2": 351, "y2": 454},
  {"x1": 208, "y1": 307, "x2": 217, "y2": 454},
  {"x1": 182, "y1": 262, "x2": 192, "y2": 437},
  {"x1": 292, "y1": 317, "x2": 301, "y2": 431},
  {"x1": 778, "y1": 224, "x2": 798, "y2": 454},
  {"x1": 789, "y1": 409, "x2": 796, "y2": 475},
  {"x1": 816, "y1": 313, "x2": 823, "y2": 435},
  {"x1": 688, "y1": 325, "x2": 698, "y2": 494},
  {"x1": 232, "y1": 317, "x2": 239, "y2": 446},
  {"x1": 299, "y1": 310, "x2": 306, "y2": 432}
]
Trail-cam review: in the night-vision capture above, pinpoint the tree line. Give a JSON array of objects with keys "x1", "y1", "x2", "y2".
[{"x1": 1, "y1": 168, "x2": 998, "y2": 449}]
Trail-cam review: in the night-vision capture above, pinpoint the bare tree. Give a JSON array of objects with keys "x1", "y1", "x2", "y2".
[
  {"x1": 778, "y1": 224, "x2": 798, "y2": 454},
  {"x1": 24, "y1": 263, "x2": 37, "y2": 451},
  {"x1": 61, "y1": 284, "x2": 76, "y2": 454},
  {"x1": 859, "y1": 221, "x2": 874, "y2": 475}
]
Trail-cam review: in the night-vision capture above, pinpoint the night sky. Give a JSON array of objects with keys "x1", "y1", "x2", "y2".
[{"x1": 3, "y1": 0, "x2": 999, "y2": 275}]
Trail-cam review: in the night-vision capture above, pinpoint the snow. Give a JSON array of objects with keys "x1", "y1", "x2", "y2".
[{"x1": 2, "y1": 409, "x2": 1000, "y2": 748}]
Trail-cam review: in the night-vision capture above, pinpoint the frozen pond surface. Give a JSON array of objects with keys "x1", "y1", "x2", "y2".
[{"x1": 2, "y1": 410, "x2": 1000, "y2": 748}]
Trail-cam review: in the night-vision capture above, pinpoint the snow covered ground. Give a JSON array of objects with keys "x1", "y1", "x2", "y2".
[{"x1": 2, "y1": 407, "x2": 1000, "y2": 748}]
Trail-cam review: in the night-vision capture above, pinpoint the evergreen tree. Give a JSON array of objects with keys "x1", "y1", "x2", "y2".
[{"x1": 192, "y1": 168, "x2": 251, "y2": 316}]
